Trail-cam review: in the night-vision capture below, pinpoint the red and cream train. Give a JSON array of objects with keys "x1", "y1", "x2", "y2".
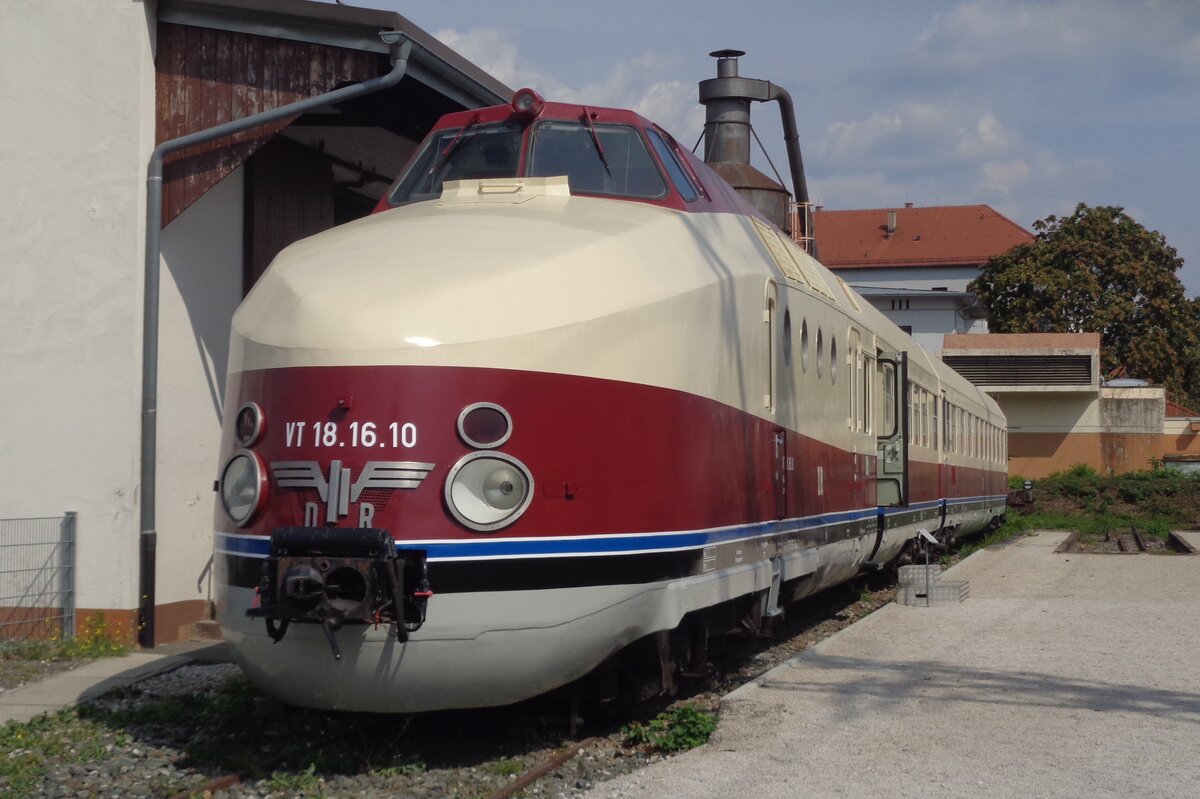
[{"x1": 213, "y1": 88, "x2": 1007, "y2": 712}]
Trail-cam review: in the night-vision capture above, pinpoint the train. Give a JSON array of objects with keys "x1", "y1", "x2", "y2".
[{"x1": 213, "y1": 66, "x2": 1007, "y2": 712}]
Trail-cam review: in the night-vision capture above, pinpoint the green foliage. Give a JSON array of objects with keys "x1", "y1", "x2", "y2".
[
  {"x1": 0, "y1": 709, "x2": 115, "y2": 796},
  {"x1": 261, "y1": 762, "x2": 320, "y2": 793},
  {"x1": 994, "y1": 465, "x2": 1199, "y2": 544},
  {"x1": 487, "y1": 757, "x2": 525, "y2": 777},
  {"x1": 66, "y1": 614, "x2": 130, "y2": 658},
  {"x1": 1008, "y1": 474, "x2": 1030, "y2": 490},
  {"x1": 0, "y1": 614, "x2": 129, "y2": 663},
  {"x1": 621, "y1": 704, "x2": 717, "y2": 754},
  {"x1": 970, "y1": 204, "x2": 1200, "y2": 409},
  {"x1": 373, "y1": 754, "x2": 427, "y2": 778}
]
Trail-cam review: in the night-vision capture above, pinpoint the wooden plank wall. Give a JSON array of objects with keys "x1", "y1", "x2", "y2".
[{"x1": 155, "y1": 22, "x2": 385, "y2": 226}]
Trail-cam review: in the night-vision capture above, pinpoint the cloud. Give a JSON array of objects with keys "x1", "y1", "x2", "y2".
[
  {"x1": 816, "y1": 102, "x2": 1019, "y2": 171},
  {"x1": 976, "y1": 160, "x2": 1031, "y2": 195},
  {"x1": 429, "y1": 28, "x2": 704, "y2": 141},
  {"x1": 431, "y1": 27, "x2": 568, "y2": 96},
  {"x1": 915, "y1": 0, "x2": 1200, "y2": 81}
]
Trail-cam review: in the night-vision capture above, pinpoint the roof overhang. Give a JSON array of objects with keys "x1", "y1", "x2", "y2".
[{"x1": 158, "y1": 0, "x2": 511, "y2": 108}]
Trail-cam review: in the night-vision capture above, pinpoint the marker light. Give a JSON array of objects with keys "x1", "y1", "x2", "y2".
[
  {"x1": 220, "y1": 450, "x2": 267, "y2": 526},
  {"x1": 235, "y1": 402, "x2": 265, "y2": 447},
  {"x1": 457, "y1": 402, "x2": 513, "y2": 449},
  {"x1": 445, "y1": 452, "x2": 533, "y2": 532},
  {"x1": 511, "y1": 88, "x2": 545, "y2": 118}
]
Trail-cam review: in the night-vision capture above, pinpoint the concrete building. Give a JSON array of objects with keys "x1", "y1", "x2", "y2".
[
  {"x1": 813, "y1": 205, "x2": 1033, "y2": 355},
  {"x1": 0, "y1": 0, "x2": 508, "y2": 644},
  {"x1": 942, "y1": 333, "x2": 1200, "y2": 478}
]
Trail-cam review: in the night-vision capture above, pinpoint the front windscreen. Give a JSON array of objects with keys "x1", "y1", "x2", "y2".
[
  {"x1": 387, "y1": 122, "x2": 523, "y2": 205},
  {"x1": 527, "y1": 121, "x2": 667, "y2": 199}
]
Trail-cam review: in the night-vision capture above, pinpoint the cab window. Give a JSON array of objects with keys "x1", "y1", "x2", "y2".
[
  {"x1": 388, "y1": 122, "x2": 522, "y2": 205},
  {"x1": 527, "y1": 120, "x2": 667, "y2": 198},
  {"x1": 646, "y1": 129, "x2": 700, "y2": 201}
]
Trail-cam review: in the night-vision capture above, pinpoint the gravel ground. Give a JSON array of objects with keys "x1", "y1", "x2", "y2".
[{"x1": 3, "y1": 578, "x2": 897, "y2": 799}]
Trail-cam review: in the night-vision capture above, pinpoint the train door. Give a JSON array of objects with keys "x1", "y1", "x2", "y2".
[
  {"x1": 876, "y1": 351, "x2": 908, "y2": 506},
  {"x1": 773, "y1": 428, "x2": 788, "y2": 519}
]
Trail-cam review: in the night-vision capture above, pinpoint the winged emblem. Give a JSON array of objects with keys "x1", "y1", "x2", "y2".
[{"x1": 271, "y1": 460, "x2": 435, "y2": 525}]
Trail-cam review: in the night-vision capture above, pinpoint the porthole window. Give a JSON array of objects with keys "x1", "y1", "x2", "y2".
[
  {"x1": 800, "y1": 319, "x2": 810, "y2": 373},
  {"x1": 816, "y1": 328, "x2": 824, "y2": 379},
  {"x1": 830, "y1": 336, "x2": 838, "y2": 385},
  {"x1": 782, "y1": 309, "x2": 792, "y2": 366}
]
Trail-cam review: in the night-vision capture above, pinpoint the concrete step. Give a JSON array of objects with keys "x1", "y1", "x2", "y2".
[
  {"x1": 185, "y1": 619, "x2": 224, "y2": 641},
  {"x1": 898, "y1": 564, "x2": 942, "y2": 586},
  {"x1": 898, "y1": 580, "x2": 969, "y2": 606}
]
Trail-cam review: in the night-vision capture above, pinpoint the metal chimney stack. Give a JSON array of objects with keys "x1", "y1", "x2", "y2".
[{"x1": 699, "y1": 49, "x2": 812, "y2": 250}]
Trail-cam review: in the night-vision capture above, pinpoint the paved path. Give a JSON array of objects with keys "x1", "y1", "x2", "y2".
[
  {"x1": 583, "y1": 532, "x2": 1200, "y2": 799},
  {"x1": 0, "y1": 640, "x2": 231, "y2": 724}
]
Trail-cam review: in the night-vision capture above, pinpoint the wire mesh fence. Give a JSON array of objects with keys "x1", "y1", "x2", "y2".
[{"x1": 0, "y1": 513, "x2": 76, "y2": 640}]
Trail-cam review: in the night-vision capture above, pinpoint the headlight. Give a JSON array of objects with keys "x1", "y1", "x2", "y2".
[
  {"x1": 220, "y1": 450, "x2": 267, "y2": 526},
  {"x1": 444, "y1": 452, "x2": 533, "y2": 532}
]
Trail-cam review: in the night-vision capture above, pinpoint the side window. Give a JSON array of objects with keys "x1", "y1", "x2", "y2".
[
  {"x1": 882, "y1": 361, "x2": 896, "y2": 436},
  {"x1": 862, "y1": 353, "x2": 874, "y2": 435},
  {"x1": 926, "y1": 391, "x2": 936, "y2": 448},
  {"x1": 646, "y1": 129, "x2": 701, "y2": 201}
]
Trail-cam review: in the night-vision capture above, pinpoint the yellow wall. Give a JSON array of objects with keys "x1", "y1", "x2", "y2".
[{"x1": 1009, "y1": 432, "x2": 1200, "y2": 478}]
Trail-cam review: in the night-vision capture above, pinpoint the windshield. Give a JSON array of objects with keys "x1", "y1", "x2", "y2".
[
  {"x1": 387, "y1": 117, "x2": 668, "y2": 205},
  {"x1": 388, "y1": 122, "x2": 523, "y2": 204},
  {"x1": 528, "y1": 120, "x2": 666, "y2": 198}
]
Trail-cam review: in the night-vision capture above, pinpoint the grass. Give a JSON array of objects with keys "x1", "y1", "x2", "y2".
[
  {"x1": 0, "y1": 613, "x2": 130, "y2": 663},
  {"x1": 1005, "y1": 464, "x2": 1199, "y2": 543},
  {"x1": 952, "y1": 464, "x2": 1200, "y2": 560},
  {"x1": 0, "y1": 709, "x2": 122, "y2": 797}
]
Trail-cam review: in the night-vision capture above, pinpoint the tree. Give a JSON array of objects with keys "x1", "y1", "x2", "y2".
[{"x1": 970, "y1": 204, "x2": 1200, "y2": 409}]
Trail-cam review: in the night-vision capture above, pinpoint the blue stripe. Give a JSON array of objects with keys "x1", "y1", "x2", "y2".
[
  {"x1": 216, "y1": 506, "x2": 878, "y2": 561},
  {"x1": 215, "y1": 495, "x2": 1008, "y2": 562}
]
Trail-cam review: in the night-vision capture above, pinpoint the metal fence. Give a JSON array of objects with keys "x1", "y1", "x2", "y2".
[{"x1": 0, "y1": 513, "x2": 76, "y2": 640}]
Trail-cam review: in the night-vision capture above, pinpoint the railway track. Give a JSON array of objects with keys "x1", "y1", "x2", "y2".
[{"x1": 127, "y1": 573, "x2": 897, "y2": 799}]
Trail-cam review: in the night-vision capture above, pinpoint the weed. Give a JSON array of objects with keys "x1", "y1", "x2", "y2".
[
  {"x1": 66, "y1": 614, "x2": 129, "y2": 658},
  {"x1": 261, "y1": 762, "x2": 321, "y2": 793},
  {"x1": 373, "y1": 754, "x2": 427, "y2": 778},
  {"x1": 621, "y1": 704, "x2": 717, "y2": 754},
  {"x1": 0, "y1": 709, "x2": 113, "y2": 796},
  {"x1": 0, "y1": 613, "x2": 129, "y2": 664},
  {"x1": 487, "y1": 756, "x2": 525, "y2": 777}
]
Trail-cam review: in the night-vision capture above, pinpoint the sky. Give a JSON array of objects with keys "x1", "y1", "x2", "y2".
[{"x1": 363, "y1": 1, "x2": 1199, "y2": 294}]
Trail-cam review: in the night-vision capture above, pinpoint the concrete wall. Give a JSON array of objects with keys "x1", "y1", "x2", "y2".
[
  {"x1": 157, "y1": 170, "x2": 245, "y2": 637},
  {"x1": 1003, "y1": 387, "x2": 1200, "y2": 478},
  {"x1": 0, "y1": 2, "x2": 156, "y2": 621},
  {"x1": 0, "y1": 2, "x2": 247, "y2": 642}
]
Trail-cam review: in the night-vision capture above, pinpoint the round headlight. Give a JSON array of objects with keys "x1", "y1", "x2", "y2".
[
  {"x1": 220, "y1": 450, "x2": 267, "y2": 526},
  {"x1": 234, "y1": 402, "x2": 265, "y2": 447},
  {"x1": 444, "y1": 452, "x2": 533, "y2": 532},
  {"x1": 457, "y1": 402, "x2": 512, "y2": 449}
]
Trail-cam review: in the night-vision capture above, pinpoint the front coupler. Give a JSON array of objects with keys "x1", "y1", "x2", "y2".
[{"x1": 246, "y1": 527, "x2": 431, "y2": 660}]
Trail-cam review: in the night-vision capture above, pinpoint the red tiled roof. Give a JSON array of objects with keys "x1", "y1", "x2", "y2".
[
  {"x1": 1167, "y1": 398, "x2": 1199, "y2": 417},
  {"x1": 813, "y1": 204, "x2": 1033, "y2": 268}
]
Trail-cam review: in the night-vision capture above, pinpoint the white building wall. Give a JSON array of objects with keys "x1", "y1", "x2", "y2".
[
  {"x1": 158, "y1": 171, "x2": 245, "y2": 610},
  {"x1": 834, "y1": 266, "x2": 988, "y2": 354},
  {"x1": 0, "y1": 2, "x2": 156, "y2": 612}
]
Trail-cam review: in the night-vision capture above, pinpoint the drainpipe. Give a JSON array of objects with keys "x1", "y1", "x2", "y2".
[{"x1": 138, "y1": 35, "x2": 412, "y2": 648}]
